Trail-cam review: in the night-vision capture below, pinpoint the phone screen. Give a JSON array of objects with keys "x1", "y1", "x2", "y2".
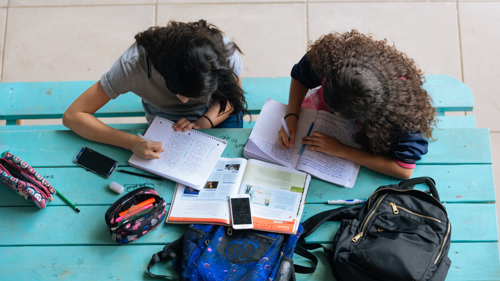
[
  {"x1": 231, "y1": 197, "x2": 252, "y2": 225},
  {"x1": 75, "y1": 147, "x2": 118, "y2": 177}
]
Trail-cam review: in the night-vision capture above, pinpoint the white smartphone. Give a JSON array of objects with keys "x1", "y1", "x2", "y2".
[{"x1": 229, "y1": 194, "x2": 253, "y2": 230}]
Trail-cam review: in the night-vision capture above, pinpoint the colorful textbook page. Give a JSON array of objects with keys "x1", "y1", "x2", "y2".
[
  {"x1": 128, "y1": 116, "x2": 227, "y2": 189},
  {"x1": 244, "y1": 99, "x2": 362, "y2": 188},
  {"x1": 167, "y1": 158, "x2": 311, "y2": 234}
]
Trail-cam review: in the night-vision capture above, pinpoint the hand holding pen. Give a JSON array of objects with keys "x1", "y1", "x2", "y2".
[
  {"x1": 278, "y1": 113, "x2": 299, "y2": 149},
  {"x1": 131, "y1": 132, "x2": 164, "y2": 160}
]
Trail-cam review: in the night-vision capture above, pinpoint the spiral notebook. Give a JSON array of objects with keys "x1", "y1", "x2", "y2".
[{"x1": 128, "y1": 116, "x2": 227, "y2": 189}]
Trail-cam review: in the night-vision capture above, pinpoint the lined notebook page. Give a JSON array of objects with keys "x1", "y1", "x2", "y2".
[
  {"x1": 248, "y1": 99, "x2": 317, "y2": 168},
  {"x1": 296, "y1": 111, "x2": 362, "y2": 187},
  {"x1": 129, "y1": 117, "x2": 227, "y2": 187}
]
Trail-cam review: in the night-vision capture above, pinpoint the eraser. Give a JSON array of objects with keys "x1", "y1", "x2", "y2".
[{"x1": 109, "y1": 182, "x2": 124, "y2": 194}]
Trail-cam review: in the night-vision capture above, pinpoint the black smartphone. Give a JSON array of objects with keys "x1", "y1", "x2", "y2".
[
  {"x1": 229, "y1": 194, "x2": 253, "y2": 230},
  {"x1": 73, "y1": 146, "x2": 118, "y2": 178}
]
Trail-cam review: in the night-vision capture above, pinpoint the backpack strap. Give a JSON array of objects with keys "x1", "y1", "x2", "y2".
[
  {"x1": 396, "y1": 177, "x2": 439, "y2": 201},
  {"x1": 301, "y1": 206, "x2": 361, "y2": 238},
  {"x1": 147, "y1": 237, "x2": 183, "y2": 280},
  {"x1": 292, "y1": 206, "x2": 360, "y2": 276}
]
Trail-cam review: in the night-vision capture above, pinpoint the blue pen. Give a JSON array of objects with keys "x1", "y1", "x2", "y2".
[
  {"x1": 299, "y1": 122, "x2": 315, "y2": 155},
  {"x1": 327, "y1": 199, "x2": 367, "y2": 205}
]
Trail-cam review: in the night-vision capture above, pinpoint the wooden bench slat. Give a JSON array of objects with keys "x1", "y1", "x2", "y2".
[
  {"x1": 0, "y1": 243, "x2": 497, "y2": 281},
  {"x1": 436, "y1": 116, "x2": 476, "y2": 128},
  {"x1": 294, "y1": 244, "x2": 500, "y2": 281},
  {"x1": 0, "y1": 128, "x2": 492, "y2": 170},
  {"x1": 0, "y1": 203, "x2": 495, "y2": 246},
  {"x1": 301, "y1": 203, "x2": 498, "y2": 244},
  {"x1": 0, "y1": 164, "x2": 494, "y2": 207},
  {"x1": 0, "y1": 75, "x2": 473, "y2": 121}
]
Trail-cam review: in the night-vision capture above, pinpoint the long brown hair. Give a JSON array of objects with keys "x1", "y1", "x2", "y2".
[
  {"x1": 307, "y1": 30, "x2": 436, "y2": 155},
  {"x1": 135, "y1": 19, "x2": 248, "y2": 117}
]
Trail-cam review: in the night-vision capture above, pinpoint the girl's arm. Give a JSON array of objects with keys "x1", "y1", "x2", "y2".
[
  {"x1": 173, "y1": 76, "x2": 241, "y2": 131},
  {"x1": 278, "y1": 78, "x2": 309, "y2": 149},
  {"x1": 62, "y1": 81, "x2": 164, "y2": 159},
  {"x1": 302, "y1": 131, "x2": 413, "y2": 179}
]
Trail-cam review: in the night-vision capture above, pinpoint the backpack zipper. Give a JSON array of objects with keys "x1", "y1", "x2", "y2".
[
  {"x1": 352, "y1": 194, "x2": 389, "y2": 242},
  {"x1": 434, "y1": 221, "x2": 450, "y2": 264},
  {"x1": 388, "y1": 202, "x2": 442, "y2": 223}
]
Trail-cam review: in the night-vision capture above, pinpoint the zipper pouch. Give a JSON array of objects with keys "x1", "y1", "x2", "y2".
[
  {"x1": 105, "y1": 187, "x2": 167, "y2": 244},
  {"x1": 0, "y1": 151, "x2": 56, "y2": 209}
]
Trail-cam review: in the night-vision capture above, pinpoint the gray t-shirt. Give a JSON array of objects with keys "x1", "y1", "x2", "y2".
[{"x1": 100, "y1": 37, "x2": 242, "y2": 123}]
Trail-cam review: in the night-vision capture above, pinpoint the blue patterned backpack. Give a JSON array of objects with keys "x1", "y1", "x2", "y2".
[{"x1": 147, "y1": 224, "x2": 316, "y2": 280}]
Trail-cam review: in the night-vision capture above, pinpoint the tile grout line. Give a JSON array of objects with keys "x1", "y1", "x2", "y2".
[
  {"x1": 456, "y1": 0, "x2": 465, "y2": 83},
  {"x1": 306, "y1": 0, "x2": 309, "y2": 47},
  {"x1": 1, "y1": 0, "x2": 9, "y2": 83},
  {"x1": 154, "y1": 0, "x2": 158, "y2": 26},
  {"x1": 455, "y1": 0, "x2": 467, "y2": 116}
]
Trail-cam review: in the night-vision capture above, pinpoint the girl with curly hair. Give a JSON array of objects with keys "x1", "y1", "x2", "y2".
[
  {"x1": 278, "y1": 30, "x2": 436, "y2": 179},
  {"x1": 64, "y1": 20, "x2": 247, "y2": 159}
]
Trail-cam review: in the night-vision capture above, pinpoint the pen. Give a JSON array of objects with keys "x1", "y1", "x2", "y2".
[
  {"x1": 119, "y1": 197, "x2": 156, "y2": 217},
  {"x1": 116, "y1": 203, "x2": 153, "y2": 223},
  {"x1": 55, "y1": 189, "x2": 80, "y2": 213},
  {"x1": 116, "y1": 169, "x2": 164, "y2": 181},
  {"x1": 136, "y1": 132, "x2": 153, "y2": 144},
  {"x1": 281, "y1": 117, "x2": 291, "y2": 138},
  {"x1": 327, "y1": 199, "x2": 367, "y2": 205},
  {"x1": 299, "y1": 122, "x2": 315, "y2": 155}
]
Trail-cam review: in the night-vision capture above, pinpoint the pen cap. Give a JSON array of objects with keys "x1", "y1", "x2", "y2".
[{"x1": 109, "y1": 182, "x2": 124, "y2": 194}]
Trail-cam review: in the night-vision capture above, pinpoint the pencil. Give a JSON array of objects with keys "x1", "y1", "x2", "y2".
[
  {"x1": 116, "y1": 169, "x2": 163, "y2": 181},
  {"x1": 136, "y1": 132, "x2": 153, "y2": 144},
  {"x1": 55, "y1": 189, "x2": 80, "y2": 213}
]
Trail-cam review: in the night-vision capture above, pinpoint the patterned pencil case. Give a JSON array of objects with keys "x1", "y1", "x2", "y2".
[
  {"x1": 105, "y1": 187, "x2": 167, "y2": 245},
  {"x1": 0, "y1": 151, "x2": 56, "y2": 209}
]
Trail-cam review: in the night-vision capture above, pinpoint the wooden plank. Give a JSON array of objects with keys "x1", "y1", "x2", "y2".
[
  {"x1": 305, "y1": 203, "x2": 497, "y2": 243},
  {"x1": 305, "y1": 164, "x2": 495, "y2": 204},
  {"x1": 436, "y1": 116, "x2": 476, "y2": 128},
  {"x1": 0, "y1": 123, "x2": 149, "y2": 132},
  {"x1": 293, "y1": 243, "x2": 500, "y2": 281},
  {"x1": 0, "y1": 164, "x2": 494, "y2": 207},
  {"x1": 0, "y1": 128, "x2": 492, "y2": 169},
  {"x1": 0, "y1": 243, "x2": 497, "y2": 281},
  {"x1": 0, "y1": 75, "x2": 473, "y2": 121},
  {"x1": 301, "y1": 204, "x2": 498, "y2": 244},
  {"x1": 244, "y1": 115, "x2": 477, "y2": 130},
  {"x1": 423, "y1": 75, "x2": 474, "y2": 112},
  {"x1": 0, "y1": 203, "x2": 494, "y2": 246}
]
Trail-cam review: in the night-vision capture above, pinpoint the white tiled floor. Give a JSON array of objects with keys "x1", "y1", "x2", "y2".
[{"x1": 1, "y1": 0, "x2": 499, "y2": 247}]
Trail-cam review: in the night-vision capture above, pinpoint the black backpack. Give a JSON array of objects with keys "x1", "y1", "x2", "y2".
[{"x1": 298, "y1": 177, "x2": 452, "y2": 281}]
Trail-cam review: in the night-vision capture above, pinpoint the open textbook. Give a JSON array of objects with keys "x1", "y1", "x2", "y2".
[
  {"x1": 129, "y1": 116, "x2": 227, "y2": 189},
  {"x1": 244, "y1": 99, "x2": 363, "y2": 188},
  {"x1": 167, "y1": 157, "x2": 311, "y2": 234}
]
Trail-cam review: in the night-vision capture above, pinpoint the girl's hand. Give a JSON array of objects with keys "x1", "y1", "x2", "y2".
[
  {"x1": 130, "y1": 136, "x2": 164, "y2": 159},
  {"x1": 173, "y1": 118, "x2": 201, "y2": 132},
  {"x1": 302, "y1": 131, "x2": 346, "y2": 157},
  {"x1": 278, "y1": 115, "x2": 298, "y2": 149}
]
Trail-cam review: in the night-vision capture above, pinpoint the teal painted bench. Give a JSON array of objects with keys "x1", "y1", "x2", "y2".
[
  {"x1": 0, "y1": 75, "x2": 475, "y2": 129},
  {"x1": 0, "y1": 76, "x2": 498, "y2": 280}
]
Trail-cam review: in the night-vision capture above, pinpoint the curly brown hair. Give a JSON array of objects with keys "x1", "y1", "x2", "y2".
[{"x1": 307, "y1": 30, "x2": 436, "y2": 155}]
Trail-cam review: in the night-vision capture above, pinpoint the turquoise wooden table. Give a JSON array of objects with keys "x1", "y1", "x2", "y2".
[
  {"x1": 0, "y1": 76, "x2": 498, "y2": 280},
  {"x1": 0, "y1": 126, "x2": 498, "y2": 280}
]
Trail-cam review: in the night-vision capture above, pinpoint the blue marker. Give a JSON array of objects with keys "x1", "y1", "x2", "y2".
[
  {"x1": 299, "y1": 122, "x2": 315, "y2": 155},
  {"x1": 327, "y1": 199, "x2": 367, "y2": 205}
]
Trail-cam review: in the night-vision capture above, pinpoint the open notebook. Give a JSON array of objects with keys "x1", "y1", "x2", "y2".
[
  {"x1": 244, "y1": 99, "x2": 362, "y2": 188},
  {"x1": 129, "y1": 116, "x2": 227, "y2": 189}
]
